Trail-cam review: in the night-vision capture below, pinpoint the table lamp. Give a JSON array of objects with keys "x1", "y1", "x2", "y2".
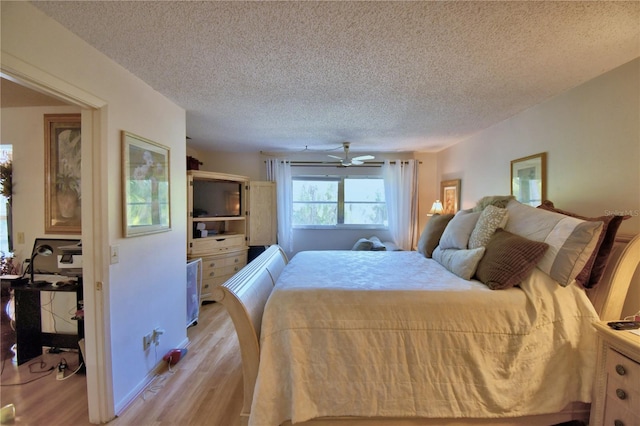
[
  {"x1": 427, "y1": 200, "x2": 444, "y2": 216},
  {"x1": 30, "y1": 244, "x2": 53, "y2": 285}
]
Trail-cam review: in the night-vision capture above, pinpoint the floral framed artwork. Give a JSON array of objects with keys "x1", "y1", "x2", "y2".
[
  {"x1": 511, "y1": 152, "x2": 546, "y2": 206},
  {"x1": 44, "y1": 114, "x2": 81, "y2": 234},
  {"x1": 122, "y1": 131, "x2": 171, "y2": 237},
  {"x1": 440, "y1": 179, "x2": 461, "y2": 215}
]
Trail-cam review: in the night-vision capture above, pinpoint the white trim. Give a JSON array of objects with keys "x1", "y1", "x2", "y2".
[
  {"x1": 1, "y1": 55, "x2": 113, "y2": 423},
  {"x1": 1, "y1": 51, "x2": 106, "y2": 109}
]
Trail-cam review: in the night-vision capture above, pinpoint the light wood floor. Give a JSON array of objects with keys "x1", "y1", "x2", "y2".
[{"x1": 0, "y1": 301, "x2": 244, "y2": 426}]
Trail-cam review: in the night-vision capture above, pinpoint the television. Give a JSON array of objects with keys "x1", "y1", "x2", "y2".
[{"x1": 192, "y1": 180, "x2": 242, "y2": 217}]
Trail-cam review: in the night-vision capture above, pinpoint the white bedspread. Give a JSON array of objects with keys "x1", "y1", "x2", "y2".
[{"x1": 249, "y1": 251, "x2": 599, "y2": 425}]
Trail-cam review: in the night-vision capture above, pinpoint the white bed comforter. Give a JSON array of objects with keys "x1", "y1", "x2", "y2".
[{"x1": 249, "y1": 251, "x2": 599, "y2": 425}]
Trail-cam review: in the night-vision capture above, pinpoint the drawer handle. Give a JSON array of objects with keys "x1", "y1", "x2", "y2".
[
  {"x1": 615, "y1": 364, "x2": 626, "y2": 376},
  {"x1": 234, "y1": 266, "x2": 239, "y2": 272},
  {"x1": 203, "y1": 284, "x2": 209, "y2": 289},
  {"x1": 615, "y1": 388, "x2": 627, "y2": 400},
  {"x1": 614, "y1": 420, "x2": 624, "y2": 426},
  {"x1": 234, "y1": 258, "x2": 239, "y2": 263},
  {"x1": 209, "y1": 272, "x2": 215, "y2": 277},
  {"x1": 209, "y1": 262, "x2": 216, "y2": 267},
  {"x1": 216, "y1": 238, "x2": 226, "y2": 242}
]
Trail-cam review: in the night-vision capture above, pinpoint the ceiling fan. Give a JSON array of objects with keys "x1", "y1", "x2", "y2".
[{"x1": 328, "y1": 142, "x2": 375, "y2": 166}]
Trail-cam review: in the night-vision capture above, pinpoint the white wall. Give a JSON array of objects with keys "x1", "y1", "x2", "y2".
[
  {"x1": 2, "y1": 2, "x2": 187, "y2": 418},
  {"x1": 437, "y1": 58, "x2": 640, "y2": 318}
]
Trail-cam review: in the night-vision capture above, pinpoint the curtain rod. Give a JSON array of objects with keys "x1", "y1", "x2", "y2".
[{"x1": 264, "y1": 160, "x2": 421, "y2": 167}]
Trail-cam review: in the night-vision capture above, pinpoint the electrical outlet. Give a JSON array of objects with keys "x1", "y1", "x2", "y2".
[
  {"x1": 143, "y1": 333, "x2": 153, "y2": 350},
  {"x1": 153, "y1": 328, "x2": 165, "y2": 346}
]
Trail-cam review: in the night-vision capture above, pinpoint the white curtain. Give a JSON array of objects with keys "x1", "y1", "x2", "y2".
[
  {"x1": 382, "y1": 160, "x2": 419, "y2": 250},
  {"x1": 266, "y1": 159, "x2": 293, "y2": 253}
]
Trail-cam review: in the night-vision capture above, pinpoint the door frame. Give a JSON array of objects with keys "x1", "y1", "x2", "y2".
[{"x1": 2, "y1": 51, "x2": 114, "y2": 423}]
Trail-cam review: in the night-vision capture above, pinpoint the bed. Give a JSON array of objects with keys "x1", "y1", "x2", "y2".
[{"x1": 212, "y1": 199, "x2": 640, "y2": 426}]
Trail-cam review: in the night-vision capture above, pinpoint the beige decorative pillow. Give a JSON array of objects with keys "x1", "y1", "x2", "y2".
[
  {"x1": 417, "y1": 214, "x2": 455, "y2": 257},
  {"x1": 504, "y1": 199, "x2": 604, "y2": 286},
  {"x1": 432, "y1": 246, "x2": 486, "y2": 280},
  {"x1": 468, "y1": 205, "x2": 509, "y2": 249},
  {"x1": 438, "y1": 210, "x2": 481, "y2": 250}
]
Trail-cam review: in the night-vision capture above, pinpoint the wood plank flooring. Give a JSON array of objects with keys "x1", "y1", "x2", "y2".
[{"x1": 0, "y1": 300, "x2": 243, "y2": 426}]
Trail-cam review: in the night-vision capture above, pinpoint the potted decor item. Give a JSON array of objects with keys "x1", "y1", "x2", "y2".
[{"x1": 56, "y1": 169, "x2": 80, "y2": 219}]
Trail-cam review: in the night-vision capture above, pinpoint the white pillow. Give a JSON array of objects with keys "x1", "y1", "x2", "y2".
[
  {"x1": 432, "y1": 246, "x2": 486, "y2": 280},
  {"x1": 438, "y1": 210, "x2": 482, "y2": 250},
  {"x1": 504, "y1": 199, "x2": 603, "y2": 286},
  {"x1": 468, "y1": 205, "x2": 509, "y2": 249}
]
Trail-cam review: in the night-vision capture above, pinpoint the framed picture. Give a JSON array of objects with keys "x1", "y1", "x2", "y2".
[
  {"x1": 440, "y1": 179, "x2": 461, "y2": 215},
  {"x1": 122, "y1": 131, "x2": 171, "y2": 237},
  {"x1": 44, "y1": 114, "x2": 81, "y2": 234},
  {"x1": 511, "y1": 152, "x2": 546, "y2": 206}
]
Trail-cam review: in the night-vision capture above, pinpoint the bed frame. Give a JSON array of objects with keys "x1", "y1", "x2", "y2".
[{"x1": 211, "y1": 234, "x2": 640, "y2": 426}]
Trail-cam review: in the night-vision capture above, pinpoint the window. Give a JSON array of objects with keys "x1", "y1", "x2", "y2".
[
  {"x1": 292, "y1": 176, "x2": 386, "y2": 227},
  {"x1": 0, "y1": 145, "x2": 12, "y2": 254}
]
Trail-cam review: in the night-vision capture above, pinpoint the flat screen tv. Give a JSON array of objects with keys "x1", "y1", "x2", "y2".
[{"x1": 192, "y1": 180, "x2": 241, "y2": 217}]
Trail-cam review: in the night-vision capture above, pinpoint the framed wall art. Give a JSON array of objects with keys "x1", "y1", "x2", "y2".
[
  {"x1": 122, "y1": 131, "x2": 171, "y2": 237},
  {"x1": 440, "y1": 179, "x2": 461, "y2": 215},
  {"x1": 44, "y1": 114, "x2": 81, "y2": 234},
  {"x1": 511, "y1": 152, "x2": 546, "y2": 206}
]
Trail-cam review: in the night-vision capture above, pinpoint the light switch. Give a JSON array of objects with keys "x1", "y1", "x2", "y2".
[{"x1": 110, "y1": 245, "x2": 119, "y2": 264}]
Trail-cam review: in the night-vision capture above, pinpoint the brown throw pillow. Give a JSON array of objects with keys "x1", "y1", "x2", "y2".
[
  {"x1": 475, "y1": 229, "x2": 549, "y2": 290},
  {"x1": 417, "y1": 214, "x2": 455, "y2": 258},
  {"x1": 538, "y1": 200, "x2": 628, "y2": 288}
]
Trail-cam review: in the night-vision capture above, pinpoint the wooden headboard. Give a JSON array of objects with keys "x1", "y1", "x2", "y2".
[{"x1": 587, "y1": 233, "x2": 640, "y2": 321}]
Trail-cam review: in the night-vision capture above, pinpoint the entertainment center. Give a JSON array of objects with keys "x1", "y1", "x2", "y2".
[{"x1": 187, "y1": 171, "x2": 275, "y2": 302}]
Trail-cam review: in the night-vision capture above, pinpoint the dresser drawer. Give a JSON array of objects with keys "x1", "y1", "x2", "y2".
[
  {"x1": 190, "y1": 234, "x2": 246, "y2": 255},
  {"x1": 604, "y1": 394, "x2": 640, "y2": 426},
  {"x1": 606, "y1": 348, "x2": 640, "y2": 393},
  {"x1": 197, "y1": 250, "x2": 247, "y2": 300},
  {"x1": 202, "y1": 253, "x2": 247, "y2": 270}
]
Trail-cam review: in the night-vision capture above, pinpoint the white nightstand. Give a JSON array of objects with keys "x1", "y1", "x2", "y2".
[{"x1": 590, "y1": 322, "x2": 640, "y2": 426}]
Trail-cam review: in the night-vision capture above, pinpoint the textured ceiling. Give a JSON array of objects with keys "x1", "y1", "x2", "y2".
[{"x1": 31, "y1": 1, "x2": 640, "y2": 153}]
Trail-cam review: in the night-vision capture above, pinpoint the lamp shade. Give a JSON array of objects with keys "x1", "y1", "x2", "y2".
[
  {"x1": 428, "y1": 200, "x2": 444, "y2": 216},
  {"x1": 30, "y1": 244, "x2": 54, "y2": 285}
]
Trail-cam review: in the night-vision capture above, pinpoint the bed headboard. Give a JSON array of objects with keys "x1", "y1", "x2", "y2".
[{"x1": 587, "y1": 233, "x2": 640, "y2": 321}]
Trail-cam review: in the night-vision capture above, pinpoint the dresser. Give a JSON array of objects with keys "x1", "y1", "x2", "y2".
[{"x1": 590, "y1": 321, "x2": 640, "y2": 426}]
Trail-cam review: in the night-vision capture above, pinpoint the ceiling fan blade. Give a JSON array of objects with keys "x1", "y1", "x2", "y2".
[
  {"x1": 351, "y1": 159, "x2": 363, "y2": 165},
  {"x1": 328, "y1": 154, "x2": 343, "y2": 160},
  {"x1": 352, "y1": 155, "x2": 374, "y2": 161}
]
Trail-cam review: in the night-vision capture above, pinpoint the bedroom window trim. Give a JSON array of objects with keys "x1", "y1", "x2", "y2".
[{"x1": 292, "y1": 175, "x2": 387, "y2": 229}]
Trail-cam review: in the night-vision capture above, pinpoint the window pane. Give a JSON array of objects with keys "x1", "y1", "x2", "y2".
[
  {"x1": 293, "y1": 202, "x2": 337, "y2": 225},
  {"x1": 292, "y1": 180, "x2": 337, "y2": 202},
  {"x1": 345, "y1": 178, "x2": 385, "y2": 202},
  {"x1": 292, "y1": 179, "x2": 338, "y2": 225},
  {"x1": 344, "y1": 202, "x2": 387, "y2": 225},
  {"x1": 344, "y1": 178, "x2": 386, "y2": 225}
]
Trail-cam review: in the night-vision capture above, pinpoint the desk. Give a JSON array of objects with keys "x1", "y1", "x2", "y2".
[{"x1": 11, "y1": 281, "x2": 84, "y2": 366}]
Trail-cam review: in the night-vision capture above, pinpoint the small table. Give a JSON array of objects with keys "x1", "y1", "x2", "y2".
[{"x1": 11, "y1": 280, "x2": 84, "y2": 366}]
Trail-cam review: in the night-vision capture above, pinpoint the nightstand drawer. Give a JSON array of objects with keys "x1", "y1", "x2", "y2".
[
  {"x1": 604, "y1": 394, "x2": 640, "y2": 426},
  {"x1": 606, "y1": 348, "x2": 640, "y2": 393}
]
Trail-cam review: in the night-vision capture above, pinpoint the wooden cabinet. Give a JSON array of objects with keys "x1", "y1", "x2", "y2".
[
  {"x1": 187, "y1": 171, "x2": 276, "y2": 302},
  {"x1": 591, "y1": 322, "x2": 640, "y2": 426},
  {"x1": 199, "y1": 249, "x2": 248, "y2": 301}
]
